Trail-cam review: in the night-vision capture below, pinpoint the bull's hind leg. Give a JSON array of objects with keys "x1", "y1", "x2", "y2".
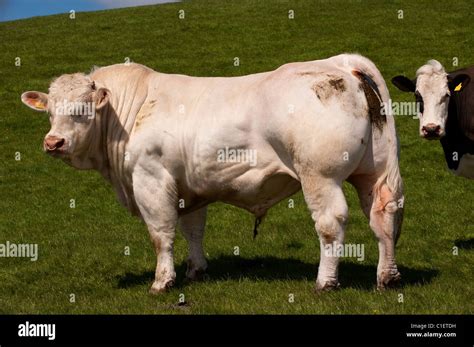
[
  {"x1": 179, "y1": 207, "x2": 208, "y2": 281},
  {"x1": 349, "y1": 175, "x2": 402, "y2": 290},
  {"x1": 301, "y1": 176, "x2": 348, "y2": 291}
]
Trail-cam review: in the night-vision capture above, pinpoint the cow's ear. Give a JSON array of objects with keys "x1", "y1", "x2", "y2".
[
  {"x1": 93, "y1": 87, "x2": 110, "y2": 110},
  {"x1": 21, "y1": 91, "x2": 48, "y2": 112},
  {"x1": 391, "y1": 75, "x2": 416, "y2": 92},
  {"x1": 448, "y1": 74, "x2": 471, "y2": 92}
]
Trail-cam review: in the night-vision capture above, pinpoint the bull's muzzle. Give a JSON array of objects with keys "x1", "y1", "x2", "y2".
[{"x1": 44, "y1": 135, "x2": 66, "y2": 153}]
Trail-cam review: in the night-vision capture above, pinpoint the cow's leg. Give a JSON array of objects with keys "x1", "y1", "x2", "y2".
[
  {"x1": 301, "y1": 176, "x2": 348, "y2": 291},
  {"x1": 179, "y1": 207, "x2": 208, "y2": 281},
  {"x1": 350, "y1": 175, "x2": 402, "y2": 290},
  {"x1": 133, "y1": 167, "x2": 178, "y2": 294}
]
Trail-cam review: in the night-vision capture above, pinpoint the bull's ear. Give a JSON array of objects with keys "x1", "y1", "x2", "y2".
[
  {"x1": 21, "y1": 91, "x2": 48, "y2": 112},
  {"x1": 448, "y1": 74, "x2": 471, "y2": 92},
  {"x1": 391, "y1": 75, "x2": 416, "y2": 92},
  {"x1": 93, "y1": 87, "x2": 110, "y2": 110}
]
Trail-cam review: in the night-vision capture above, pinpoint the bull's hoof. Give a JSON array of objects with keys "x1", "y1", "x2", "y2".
[
  {"x1": 185, "y1": 258, "x2": 208, "y2": 282},
  {"x1": 377, "y1": 271, "x2": 401, "y2": 291},
  {"x1": 149, "y1": 279, "x2": 175, "y2": 295},
  {"x1": 185, "y1": 268, "x2": 208, "y2": 282},
  {"x1": 315, "y1": 280, "x2": 340, "y2": 292}
]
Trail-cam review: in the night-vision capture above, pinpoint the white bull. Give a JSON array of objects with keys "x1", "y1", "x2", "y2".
[{"x1": 21, "y1": 54, "x2": 404, "y2": 293}]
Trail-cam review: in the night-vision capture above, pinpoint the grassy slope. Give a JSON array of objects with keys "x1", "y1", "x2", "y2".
[{"x1": 0, "y1": 0, "x2": 472, "y2": 314}]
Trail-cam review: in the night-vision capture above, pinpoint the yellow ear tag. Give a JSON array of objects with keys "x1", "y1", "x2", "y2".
[
  {"x1": 454, "y1": 83, "x2": 463, "y2": 92},
  {"x1": 34, "y1": 101, "x2": 46, "y2": 110}
]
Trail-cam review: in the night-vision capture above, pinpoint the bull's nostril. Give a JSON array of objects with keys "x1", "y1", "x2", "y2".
[{"x1": 56, "y1": 138, "x2": 65, "y2": 148}]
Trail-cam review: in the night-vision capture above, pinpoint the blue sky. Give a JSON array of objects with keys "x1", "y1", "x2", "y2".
[{"x1": 0, "y1": 0, "x2": 178, "y2": 22}]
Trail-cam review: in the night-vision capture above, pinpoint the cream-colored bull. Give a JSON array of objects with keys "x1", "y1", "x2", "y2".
[{"x1": 22, "y1": 54, "x2": 404, "y2": 293}]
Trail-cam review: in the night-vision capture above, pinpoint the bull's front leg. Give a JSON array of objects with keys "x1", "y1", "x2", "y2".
[
  {"x1": 132, "y1": 166, "x2": 178, "y2": 294},
  {"x1": 179, "y1": 207, "x2": 208, "y2": 281}
]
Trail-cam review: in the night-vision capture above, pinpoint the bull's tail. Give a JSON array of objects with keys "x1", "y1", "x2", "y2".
[{"x1": 369, "y1": 74, "x2": 403, "y2": 204}]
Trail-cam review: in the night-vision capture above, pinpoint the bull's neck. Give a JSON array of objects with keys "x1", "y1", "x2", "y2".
[{"x1": 93, "y1": 81, "x2": 148, "y2": 211}]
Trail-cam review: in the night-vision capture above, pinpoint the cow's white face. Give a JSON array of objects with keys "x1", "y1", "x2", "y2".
[
  {"x1": 392, "y1": 60, "x2": 470, "y2": 140},
  {"x1": 415, "y1": 66, "x2": 451, "y2": 139},
  {"x1": 22, "y1": 73, "x2": 110, "y2": 168}
]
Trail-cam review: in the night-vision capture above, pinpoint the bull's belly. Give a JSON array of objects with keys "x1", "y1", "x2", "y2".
[
  {"x1": 181, "y1": 170, "x2": 302, "y2": 217},
  {"x1": 219, "y1": 173, "x2": 302, "y2": 216}
]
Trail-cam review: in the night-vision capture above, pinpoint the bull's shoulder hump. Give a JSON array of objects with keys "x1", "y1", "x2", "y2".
[{"x1": 90, "y1": 63, "x2": 157, "y2": 81}]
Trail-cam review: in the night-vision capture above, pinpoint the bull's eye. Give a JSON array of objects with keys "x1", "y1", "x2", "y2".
[
  {"x1": 71, "y1": 113, "x2": 88, "y2": 123},
  {"x1": 415, "y1": 91, "x2": 424, "y2": 114}
]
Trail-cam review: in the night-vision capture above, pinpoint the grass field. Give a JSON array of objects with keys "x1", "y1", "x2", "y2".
[{"x1": 0, "y1": 0, "x2": 473, "y2": 314}]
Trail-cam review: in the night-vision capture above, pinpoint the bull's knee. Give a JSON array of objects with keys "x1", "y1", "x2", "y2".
[
  {"x1": 377, "y1": 185, "x2": 399, "y2": 213},
  {"x1": 315, "y1": 212, "x2": 348, "y2": 244}
]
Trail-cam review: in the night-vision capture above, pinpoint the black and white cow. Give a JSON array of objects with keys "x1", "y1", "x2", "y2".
[{"x1": 392, "y1": 61, "x2": 473, "y2": 179}]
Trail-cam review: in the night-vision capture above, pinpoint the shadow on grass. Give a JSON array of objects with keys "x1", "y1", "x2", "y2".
[
  {"x1": 116, "y1": 255, "x2": 439, "y2": 291},
  {"x1": 454, "y1": 238, "x2": 474, "y2": 250}
]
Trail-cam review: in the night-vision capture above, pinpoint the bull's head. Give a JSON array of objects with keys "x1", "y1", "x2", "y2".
[
  {"x1": 392, "y1": 60, "x2": 470, "y2": 140},
  {"x1": 21, "y1": 73, "x2": 110, "y2": 168}
]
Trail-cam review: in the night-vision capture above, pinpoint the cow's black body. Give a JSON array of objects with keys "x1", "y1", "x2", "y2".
[{"x1": 442, "y1": 67, "x2": 474, "y2": 171}]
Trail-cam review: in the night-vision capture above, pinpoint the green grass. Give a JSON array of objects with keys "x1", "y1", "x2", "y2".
[{"x1": 0, "y1": 0, "x2": 473, "y2": 314}]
